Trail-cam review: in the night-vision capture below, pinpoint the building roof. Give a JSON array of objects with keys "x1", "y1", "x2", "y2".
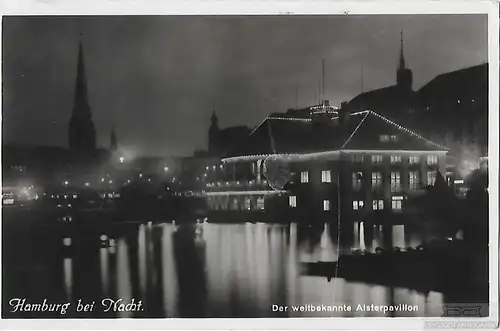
[{"x1": 227, "y1": 110, "x2": 447, "y2": 158}]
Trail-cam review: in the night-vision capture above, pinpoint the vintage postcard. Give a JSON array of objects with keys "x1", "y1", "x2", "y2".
[{"x1": 0, "y1": 0, "x2": 498, "y2": 330}]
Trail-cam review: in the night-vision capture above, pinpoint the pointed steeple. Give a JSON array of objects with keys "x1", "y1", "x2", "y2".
[
  {"x1": 398, "y1": 31, "x2": 406, "y2": 69},
  {"x1": 68, "y1": 33, "x2": 96, "y2": 153},
  {"x1": 396, "y1": 30, "x2": 413, "y2": 90},
  {"x1": 208, "y1": 110, "x2": 220, "y2": 154},
  {"x1": 110, "y1": 125, "x2": 118, "y2": 151},
  {"x1": 73, "y1": 34, "x2": 91, "y2": 120}
]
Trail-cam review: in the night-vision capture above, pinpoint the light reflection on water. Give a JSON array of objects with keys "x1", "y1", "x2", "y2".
[{"x1": 58, "y1": 222, "x2": 446, "y2": 318}]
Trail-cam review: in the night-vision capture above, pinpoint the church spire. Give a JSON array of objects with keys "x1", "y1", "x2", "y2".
[
  {"x1": 74, "y1": 34, "x2": 91, "y2": 119},
  {"x1": 396, "y1": 30, "x2": 413, "y2": 90},
  {"x1": 69, "y1": 33, "x2": 96, "y2": 153},
  {"x1": 398, "y1": 31, "x2": 406, "y2": 70}
]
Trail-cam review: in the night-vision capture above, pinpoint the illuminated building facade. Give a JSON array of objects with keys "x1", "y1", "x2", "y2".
[{"x1": 202, "y1": 104, "x2": 448, "y2": 246}]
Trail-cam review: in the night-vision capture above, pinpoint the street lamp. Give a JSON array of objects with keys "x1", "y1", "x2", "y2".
[
  {"x1": 119, "y1": 156, "x2": 125, "y2": 163},
  {"x1": 85, "y1": 182, "x2": 90, "y2": 187},
  {"x1": 63, "y1": 181, "x2": 69, "y2": 186},
  {"x1": 164, "y1": 166, "x2": 169, "y2": 172}
]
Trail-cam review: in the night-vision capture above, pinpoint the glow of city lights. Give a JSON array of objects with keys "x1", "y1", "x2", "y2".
[
  {"x1": 454, "y1": 179, "x2": 464, "y2": 184},
  {"x1": 109, "y1": 180, "x2": 113, "y2": 184},
  {"x1": 85, "y1": 182, "x2": 90, "y2": 187},
  {"x1": 139, "y1": 173, "x2": 143, "y2": 178},
  {"x1": 101, "y1": 178, "x2": 105, "y2": 182},
  {"x1": 205, "y1": 166, "x2": 209, "y2": 171}
]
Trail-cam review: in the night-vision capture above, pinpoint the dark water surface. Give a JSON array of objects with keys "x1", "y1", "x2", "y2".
[{"x1": 3, "y1": 212, "x2": 464, "y2": 318}]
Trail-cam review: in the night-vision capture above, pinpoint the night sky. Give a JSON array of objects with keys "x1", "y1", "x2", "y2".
[{"x1": 2, "y1": 15, "x2": 487, "y2": 157}]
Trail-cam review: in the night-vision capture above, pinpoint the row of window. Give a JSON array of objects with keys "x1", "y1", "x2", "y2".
[
  {"x1": 300, "y1": 156, "x2": 439, "y2": 184},
  {"x1": 302, "y1": 169, "x2": 437, "y2": 191},
  {"x1": 288, "y1": 196, "x2": 403, "y2": 211},
  {"x1": 353, "y1": 171, "x2": 436, "y2": 192},
  {"x1": 350, "y1": 154, "x2": 438, "y2": 165}
]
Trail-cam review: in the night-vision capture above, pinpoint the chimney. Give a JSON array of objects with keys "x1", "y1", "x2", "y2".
[{"x1": 339, "y1": 101, "x2": 350, "y2": 124}]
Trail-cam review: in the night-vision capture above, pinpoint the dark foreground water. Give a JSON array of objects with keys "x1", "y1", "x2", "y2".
[{"x1": 2, "y1": 212, "x2": 484, "y2": 318}]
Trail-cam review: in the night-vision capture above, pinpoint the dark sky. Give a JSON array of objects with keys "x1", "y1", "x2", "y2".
[{"x1": 2, "y1": 15, "x2": 487, "y2": 157}]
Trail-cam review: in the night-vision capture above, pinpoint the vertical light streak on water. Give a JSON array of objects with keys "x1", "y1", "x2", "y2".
[
  {"x1": 270, "y1": 225, "x2": 284, "y2": 303},
  {"x1": 202, "y1": 223, "x2": 215, "y2": 315},
  {"x1": 359, "y1": 222, "x2": 366, "y2": 251},
  {"x1": 286, "y1": 223, "x2": 298, "y2": 309},
  {"x1": 138, "y1": 225, "x2": 147, "y2": 299},
  {"x1": 392, "y1": 225, "x2": 406, "y2": 248},
  {"x1": 379, "y1": 225, "x2": 384, "y2": 248},
  {"x1": 371, "y1": 224, "x2": 379, "y2": 252},
  {"x1": 369, "y1": 285, "x2": 388, "y2": 317},
  {"x1": 255, "y1": 223, "x2": 270, "y2": 309},
  {"x1": 353, "y1": 222, "x2": 360, "y2": 249},
  {"x1": 352, "y1": 282, "x2": 368, "y2": 317},
  {"x1": 63, "y1": 257, "x2": 73, "y2": 302},
  {"x1": 426, "y1": 291, "x2": 445, "y2": 316},
  {"x1": 409, "y1": 290, "x2": 426, "y2": 317},
  {"x1": 116, "y1": 238, "x2": 133, "y2": 318},
  {"x1": 245, "y1": 223, "x2": 256, "y2": 305},
  {"x1": 161, "y1": 223, "x2": 178, "y2": 318},
  {"x1": 217, "y1": 226, "x2": 231, "y2": 315},
  {"x1": 148, "y1": 226, "x2": 157, "y2": 291},
  {"x1": 100, "y1": 248, "x2": 109, "y2": 296}
]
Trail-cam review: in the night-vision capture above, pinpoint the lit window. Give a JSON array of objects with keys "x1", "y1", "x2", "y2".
[
  {"x1": 244, "y1": 197, "x2": 252, "y2": 210},
  {"x1": 371, "y1": 155, "x2": 383, "y2": 164},
  {"x1": 321, "y1": 170, "x2": 332, "y2": 183},
  {"x1": 301, "y1": 171, "x2": 309, "y2": 183},
  {"x1": 391, "y1": 199, "x2": 402, "y2": 211},
  {"x1": 390, "y1": 135, "x2": 398, "y2": 142},
  {"x1": 371, "y1": 172, "x2": 382, "y2": 190},
  {"x1": 323, "y1": 200, "x2": 331, "y2": 211},
  {"x1": 352, "y1": 172, "x2": 363, "y2": 190},
  {"x1": 391, "y1": 172, "x2": 401, "y2": 192},
  {"x1": 409, "y1": 156, "x2": 420, "y2": 165},
  {"x1": 380, "y1": 134, "x2": 390, "y2": 142},
  {"x1": 409, "y1": 171, "x2": 420, "y2": 191},
  {"x1": 427, "y1": 155, "x2": 438, "y2": 166},
  {"x1": 372, "y1": 199, "x2": 384, "y2": 210},
  {"x1": 352, "y1": 200, "x2": 364, "y2": 210},
  {"x1": 289, "y1": 196, "x2": 297, "y2": 208},
  {"x1": 257, "y1": 197, "x2": 265, "y2": 210},
  {"x1": 427, "y1": 171, "x2": 437, "y2": 186},
  {"x1": 390, "y1": 155, "x2": 402, "y2": 164},
  {"x1": 352, "y1": 155, "x2": 364, "y2": 163}
]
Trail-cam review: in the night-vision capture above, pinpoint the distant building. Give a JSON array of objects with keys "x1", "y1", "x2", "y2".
[
  {"x1": 202, "y1": 105, "x2": 448, "y2": 248},
  {"x1": 68, "y1": 39, "x2": 97, "y2": 156},
  {"x1": 207, "y1": 110, "x2": 251, "y2": 157},
  {"x1": 347, "y1": 32, "x2": 416, "y2": 118},
  {"x1": 414, "y1": 63, "x2": 488, "y2": 159}
]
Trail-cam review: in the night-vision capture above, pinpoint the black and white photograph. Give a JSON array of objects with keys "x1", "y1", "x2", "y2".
[{"x1": 1, "y1": 1, "x2": 498, "y2": 329}]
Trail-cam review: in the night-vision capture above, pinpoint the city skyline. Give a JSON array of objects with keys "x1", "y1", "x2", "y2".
[{"x1": 3, "y1": 15, "x2": 487, "y2": 157}]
